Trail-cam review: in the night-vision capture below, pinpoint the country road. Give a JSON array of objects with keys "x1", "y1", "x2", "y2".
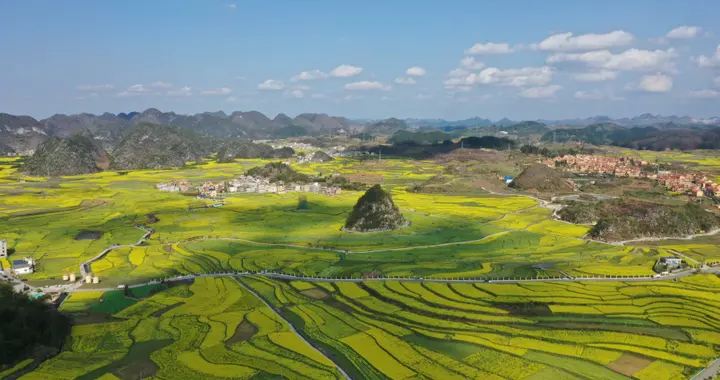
[
  {"x1": 54, "y1": 266, "x2": 709, "y2": 293},
  {"x1": 233, "y1": 277, "x2": 352, "y2": 380},
  {"x1": 79, "y1": 226, "x2": 154, "y2": 277},
  {"x1": 692, "y1": 357, "x2": 720, "y2": 380}
]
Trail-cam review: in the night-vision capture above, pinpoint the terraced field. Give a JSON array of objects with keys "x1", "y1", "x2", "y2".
[
  {"x1": 3, "y1": 154, "x2": 720, "y2": 379},
  {"x1": 25, "y1": 274, "x2": 720, "y2": 379},
  {"x1": 1, "y1": 157, "x2": 664, "y2": 284},
  {"x1": 24, "y1": 277, "x2": 343, "y2": 379},
  {"x1": 242, "y1": 275, "x2": 720, "y2": 380}
]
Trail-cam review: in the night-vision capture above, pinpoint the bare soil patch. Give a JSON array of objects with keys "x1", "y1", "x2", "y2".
[
  {"x1": 226, "y1": 319, "x2": 258, "y2": 346},
  {"x1": 607, "y1": 353, "x2": 653, "y2": 376},
  {"x1": 300, "y1": 288, "x2": 329, "y2": 300},
  {"x1": 74, "y1": 230, "x2": 105, "y2": 240},
  {"x1": 346, "y1": 173, "x2": 384, "y2": 183}
]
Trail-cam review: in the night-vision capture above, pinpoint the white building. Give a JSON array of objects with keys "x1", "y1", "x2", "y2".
[
  {"x1": 12, "y1": 258, "x2": 34, "y2": 275},
  {"x1": 0, "y1": 240, "x2": 7, "y2": 258},
  {"x1": 661, "y1": 257, "x2": 683, "y2": 268}
]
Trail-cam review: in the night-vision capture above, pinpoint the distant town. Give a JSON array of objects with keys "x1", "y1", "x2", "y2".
[
  {"x1": 157, "y1": 175, "x2": 342, "y2": 198},
  {"x1": 543, "y1": 154, "x2": 719, "y2": 199}
]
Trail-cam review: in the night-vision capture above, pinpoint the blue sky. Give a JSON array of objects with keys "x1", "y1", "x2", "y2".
[{"x1": 1, "y1": 0, "x2": 720, "y2": 120}]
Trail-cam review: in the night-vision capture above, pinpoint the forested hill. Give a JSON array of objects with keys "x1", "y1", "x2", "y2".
[
  {"x1": 0, "y1": 283, "x2": 70, "y2": 373},
  {"x1": 109, "y1": 123, "x2": 214, "y2": 170},
  {"x1": 542, "y1": 124, "x2": 720, "y2": 151}
]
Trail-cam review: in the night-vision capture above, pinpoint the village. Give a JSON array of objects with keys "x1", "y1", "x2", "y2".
[
  {"x1": 156, "y1": 175, "x2": 342, "y2": 198},
  {"x1": 543, "y1": 154, "x2": 719, "y2": 199}
]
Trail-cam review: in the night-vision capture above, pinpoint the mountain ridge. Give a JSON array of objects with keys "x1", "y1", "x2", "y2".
[{"x1": 2, "y1": 109, "x2": 720, "y2": 154}]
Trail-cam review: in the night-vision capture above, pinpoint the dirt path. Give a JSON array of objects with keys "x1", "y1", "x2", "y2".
[{"x1": 612, "y1": 228, "x2": 720, "y2": 246}]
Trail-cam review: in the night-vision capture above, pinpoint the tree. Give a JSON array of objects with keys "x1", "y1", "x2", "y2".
[{"x1": 0, "y1": 283, "x2": 69, "y2": 366}]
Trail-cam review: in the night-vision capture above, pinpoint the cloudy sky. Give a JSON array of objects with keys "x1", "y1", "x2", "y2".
[{"x1": 1, "y1": 0, "x2": 720, "y2": 120}]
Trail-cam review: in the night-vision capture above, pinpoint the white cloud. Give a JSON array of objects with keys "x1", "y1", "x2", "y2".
[
  {"x1": 714, "y1": 76, "x2": 720, "y2": 87},
  {"x1": 342, "y1": 94, "x2": 363, "y2": 101},
  {"x1": 444, "y1": 66, "x2": 554, "y2": 88},
  {"x1": 574, "y1": 90, "x2": 602, "y2": 100},
  {"x1": 311, "y1": 93, "x2": 326, "y2": 99},
  {"x1": 200, "y1": 87, "x2": 232, "y2": 96},
  {"x1": 574, "y1": 89, "x2": 623, "y2": 101},
  {"x1": 694, "y1": 45, "x2": 720, "y2": 68},
  {"x1": 294, "y1": 85, "x2": 311, "y2": 91},
  {"x1": 406, "y1": 66, "x2": 426, "y2": 76},
  {"x1": 291, "y1": 64, "x2": 363, "y2": 81},
  {"x1": 626, "y1": 74, "x2": 673, "y2": 93},
  {"x1": 447, "y1": 68, "x2": 470, "y2": 77},
  {"x1": 689, "y1": 89, "x2": 720, "y2": 98},
  {"x1": 547, "y1": 48, "x2": 677, "y2": 72},
  {"x1": 571, "y1": 70, "x2": 618, "y2": 82},
  {"x1": 126, "y1": 84, "x2": 152, "y2": 93},
  {"x1": 257, "y1": 79, "x2": 285, "y2": 90},
  {"x1": 535, "y1": 30, "x2": 634, "y2": 51},
  {"x1": 225, "y1": 96, "x2": 238, "y2": 103},
  {"x1": 76, "y1": 84, "x2": 114, "y2": 91},
  {"x1": 394, "y1": 77, "x2": 417, "y2": 85},
  {"x1": 116, "y1": 83, "x2": 165, "y2": 97},
  {"x1": 166, "y1": 86, "x2": 192, "y2": 97},
  {"x1": 329, "y1": 64, "x2": 363, "y2": 77},
  {"x1": 666, "y1": 26, "x2": 701, "y2": 39},
  {"x1": 291, "y1": 70, "x2": 330, "y2": 81},
  {"x1": 465, "y1": 42, "x2": 514, "y2": 55},
  {"x1": 286, "y1": 89, "x2": 304, "y2": 98},
  {"x1": 118, "y1": 81, "x2": 172, "y2": 96},
  {"x1": 225, "y1": 3, "x2": 236, "y2": 9},
  {"x1": 235, "y1": 76, "x2": 246, "y2": 81},
  {"x1": 446, "y1": 58, "x2": 486, "y2": 79},
  {"x1": 460, "y1": 57, "x2": 486, "y2": 70},
  {"x1": 344, "y1": 81, "x2": 391, "y2": 91},
  {"x1": 416, "y1": 93, "x2": 433, "y2": 100},
  {"x1": 519, "y1": 85, "x2": 562, "y2": 99}
]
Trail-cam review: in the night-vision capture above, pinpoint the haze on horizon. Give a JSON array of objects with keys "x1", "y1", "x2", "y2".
[{"x1": 1, "y1": 0, "x2": 720, "y2": 120}]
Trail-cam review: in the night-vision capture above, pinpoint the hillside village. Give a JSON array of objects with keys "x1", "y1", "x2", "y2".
[
  {"x1": 157, "y1": 175, "x2": 342, "y2": 198},
  {"x1": 543, "y1": 154, "x2": 719, "y2": 198}
]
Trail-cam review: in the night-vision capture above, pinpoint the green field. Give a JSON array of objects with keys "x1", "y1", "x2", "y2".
[
  {"x1": 19, "y1": 275, "x2": 720, "y2": 379},
  {"x1": 0, "y1": 157, "x2": 670, "y2": 284},
  {"x1": 2, "y1": 154, "x2": 720, "y2": 379}
]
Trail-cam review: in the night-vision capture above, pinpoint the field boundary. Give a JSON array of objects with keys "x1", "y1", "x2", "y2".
[{"x1": 233, "y1": 277, "x2": 352, "y2": 380}]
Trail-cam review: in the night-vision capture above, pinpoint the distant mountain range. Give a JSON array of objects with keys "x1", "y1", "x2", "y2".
[
  {"x1": 0, "y1": 109, "x2": 361, "y2": 154},
  {"x1": 405, "y1": 114, "x2": 720, "y2": 128},
  {"x1": 2, "y1": 108, "x2": 720, "y2": 155}
]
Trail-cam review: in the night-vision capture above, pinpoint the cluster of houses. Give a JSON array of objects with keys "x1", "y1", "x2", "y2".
[
  {"x1": 156, "y1": 180, "x2": 193, "y2": 193},
  {"x1": 157, "y1": 176, "x2": 342, "y2": 198},
  {"x1": 269, "y1": 142, "x2": 317, "y2": 151},
  {"x1": 543, "y1": 155, "x2": 658, "y2": 178},
  {"x1": 544, "y1": 154, "x2": 719, "y2": 199},
  {"x1": 657, "y1": 173, "x2": 719, "y2": 198}
]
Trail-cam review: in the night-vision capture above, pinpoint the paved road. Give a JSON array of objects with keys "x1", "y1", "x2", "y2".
[
  {"x1": 79, "y1": 227, "x2": 153, "y2": 277},
  {"x1": 53, "y1": 267, "x2": 708, "y2": 293},
  {"x1": 692, "y1": 357, "x2": 720, "y2": 380},
  {"x1": 232, "y1": 277, "x2": 352, "y2": 380}
]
